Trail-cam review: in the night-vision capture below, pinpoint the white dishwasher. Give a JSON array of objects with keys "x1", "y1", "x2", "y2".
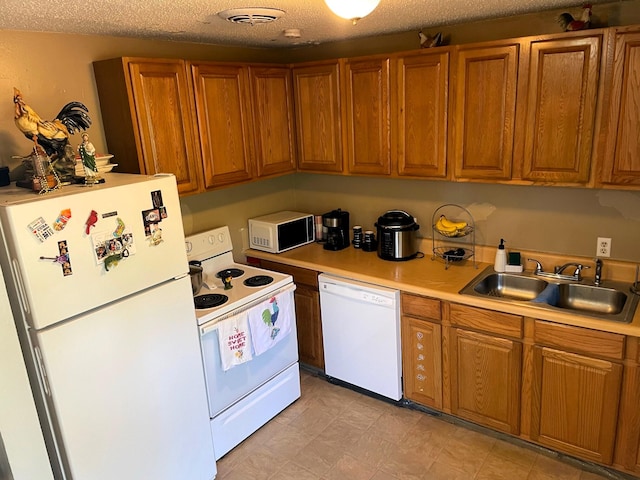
[{"x1": 318, "y1": 274, "x2": 402, "y2": 401}]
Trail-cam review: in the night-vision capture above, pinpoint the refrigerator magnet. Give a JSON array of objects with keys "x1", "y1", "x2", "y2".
[
  {"x1": 28, "y1": 217, "x2": 55, "y2": 243},
  {"x1": 53, "y1": 209, "x2": 72, "y2": 231},
  {"x1": 85, "y1": 210, "x2": 98, "y2": 235},
  {"x1": 151, "y1": 190, "x2": 163, "y2": 208},
  {"x1": 39, "y1": 240, "x2": 72, "y2": 276}
]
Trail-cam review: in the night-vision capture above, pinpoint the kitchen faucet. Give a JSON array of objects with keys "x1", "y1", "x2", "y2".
[
  {"x1": 527, "y1": 258, "x2": 589, "y2": 281},
  {"x1": 594, "y1": 258, "x2": 603, "y2": 286},
  {"x1": 554, "y1": 262, "x2": 590, "y2": 280}
]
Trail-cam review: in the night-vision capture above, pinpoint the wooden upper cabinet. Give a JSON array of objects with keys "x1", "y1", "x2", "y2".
[
  {"x1": 248, "y1": 66, "x2": 297, "y2": 178},
  {"x1": 343, "y1": 57, "x2": 392, "y2": 175},
  {"x1": 520, "y1": 35, "x2": 602, "y2": 184},
  {"x1": 292, "y1": 62, "x2": 343, "y2": 173},
  {"x1": 396, "y1": 50, "x2": 450, "y2": 178},
  {"x1": 598, "y1": 28, "x2": 640, "y2": 186},
  {"x1": 93, "y1": 58, "x2": 202, "y2": 196},
  {"x1": 190, "y1": 63, "x2": 254, "y2": 189},
  {"x1": 451, "y1": 42, "x2": 520, "y2": 180}
]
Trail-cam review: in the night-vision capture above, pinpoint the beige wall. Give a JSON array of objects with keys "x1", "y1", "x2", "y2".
[{"x1": 2, "y1": 2, "x2": 640, "y2": 266}]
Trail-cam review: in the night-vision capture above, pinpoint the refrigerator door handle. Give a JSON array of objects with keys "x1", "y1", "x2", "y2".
[
  {"x1": 11, "y1": 258, "x2": 30, "y2": 314},
  {"x1": 34, "y1": 346, "x2": 51, "y2": 397}
]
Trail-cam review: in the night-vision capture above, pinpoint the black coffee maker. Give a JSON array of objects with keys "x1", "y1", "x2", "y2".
[{"x1": 322, "y1": 209, "x2": 350, "y2": 251}]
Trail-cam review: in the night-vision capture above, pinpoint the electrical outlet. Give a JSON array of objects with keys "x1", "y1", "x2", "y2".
[{"x1": 597, "y1": 237, "x2": 611, "y2": 257}]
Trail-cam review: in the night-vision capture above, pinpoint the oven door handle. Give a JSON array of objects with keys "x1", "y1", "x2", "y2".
[{"x1": 199, "y1": 283, "x2": 296, "y2": 335}]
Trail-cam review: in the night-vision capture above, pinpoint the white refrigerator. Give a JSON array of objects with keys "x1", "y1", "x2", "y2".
[{"x1": 0, "y1": 173, "x2": 216, "y2": 480}]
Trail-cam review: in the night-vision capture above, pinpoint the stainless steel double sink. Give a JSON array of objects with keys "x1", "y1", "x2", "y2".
[{"x1": 459, "y1": 266, "x2": 639, "y2": 323}]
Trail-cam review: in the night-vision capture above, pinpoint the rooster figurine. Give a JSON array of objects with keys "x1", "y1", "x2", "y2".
[
  {"x1": 558, "y1": 4, "x2": 592, "y2": 32},
  {"x1": 13, "y1": 88, "x2": 91, "y2": 180}
]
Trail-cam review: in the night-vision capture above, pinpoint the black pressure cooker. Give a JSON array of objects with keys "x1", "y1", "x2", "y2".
[{"x1": 375, "y1": 210, "x2": 420, "y2": 261}]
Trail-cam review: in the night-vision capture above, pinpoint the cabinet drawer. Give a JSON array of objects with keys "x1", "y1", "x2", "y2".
[
  {"x1": 449, "y1": 303, "x2": 522, "y2": 338},
  {"x1": 259, "y1": 260, "x2": 318, "y2": 287},
  {"x1": 533, "y1": 320, "x2": 624, "y2": 360},
  {"x1": 401, "y1": 293, "x2": 441, "y2": 321}
]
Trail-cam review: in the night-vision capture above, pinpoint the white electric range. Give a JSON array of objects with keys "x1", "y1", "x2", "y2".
[{"x1": 185, "y1": 226, "x2": 301, "y2": 460}]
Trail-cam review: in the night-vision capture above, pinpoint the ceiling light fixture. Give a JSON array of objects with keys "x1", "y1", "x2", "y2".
[{"x1": 323, "y1": 0, "x2": 380, "y2": 25}]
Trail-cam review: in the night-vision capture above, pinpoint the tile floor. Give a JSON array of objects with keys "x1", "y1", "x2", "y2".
[{"x1": 216, "y1": 370, "x2": 629, "y2": 480}]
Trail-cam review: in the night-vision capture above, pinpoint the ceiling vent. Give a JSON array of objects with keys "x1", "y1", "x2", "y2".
[{"x1": 218, "y1": 8, "x2": 285, "y2": 25}]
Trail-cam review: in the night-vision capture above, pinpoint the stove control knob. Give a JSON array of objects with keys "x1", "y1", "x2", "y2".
[
  {"x1": 185, "y1": 241, "x2": 192, "y2": 253},
  {"x1": 208, "y1": 235, "x2": 216, "y2": 245},
  {"x1": 218, "y1": 233, "x2": 225, "y2": 244}
]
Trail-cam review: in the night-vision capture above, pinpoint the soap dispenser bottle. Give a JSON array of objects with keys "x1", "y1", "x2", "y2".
[{"x1": 494, "y1": 239, "x2": 506, "y2": 272}]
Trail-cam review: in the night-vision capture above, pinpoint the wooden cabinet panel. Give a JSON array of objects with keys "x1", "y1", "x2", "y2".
[
  {"x1": 599, "y1": 29, "x2": 640, "y2": 186},
  {"x1": 255, "y1": 259, "x2": 324, "y2": 370},
  {"x1": 343, "y1": 57, "x2": 392, "y2": 175},
  {"x1": 93, "y1": 58, "x2": 202, "y2": 195},
  {"x1": 530, "y1": 346, "x2": 622, "y2": 464},
  {"x1": 294, "y1": 283, "x2": 325, "y2": 369},
  {"x1": 402, "y1": 316, "x2": 442, "y2": 408},
  {"x1": 191, "y1": 63, "x2": 254, "y2": 189},
  {"x1": 401, "y1": 293, "x2": 441, "y2": 321},
  {"x1": 450, "y1": 328, "x2": 522, "y2": 434},
  {"x1": 451, "y1": 43, "x2": 519, "y2": 180},
  {"x1": 520, "y1": 35, "x2": 602, "y2": 183},
  {"x1": 292, "y1": 62, "x2": 343, "y2": 173},
  {"x1": 396, "y1": 50, "x2": 450, "y2": 178},
  {"x1": 533, "y1": 319, "x2": 624, "y2": 360},
  {"x1": 249, "y1": 66, "x2": 296, "y2": 178},
  {"x1": 449, "y1": 303, "x2": 522, "y2": 338}
]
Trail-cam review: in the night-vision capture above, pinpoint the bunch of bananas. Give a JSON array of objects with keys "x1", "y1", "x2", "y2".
[{"x1": 435, "y1": 215, "x2": 468, "y2": 236}]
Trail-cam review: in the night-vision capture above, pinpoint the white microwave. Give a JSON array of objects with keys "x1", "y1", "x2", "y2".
[{"x1": 248, "y1": 211, "x2": 315, "y2": 253}]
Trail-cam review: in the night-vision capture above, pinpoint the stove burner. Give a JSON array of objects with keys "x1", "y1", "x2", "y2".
[
  {"x1": 216, "y1": 268, "x2": 244, "y2": 279},
  {"x1": 243, "y1": 275, "x2": 274, "y2": 287},
  {"x1": 194, "y1": 293, "x2": 229, "y2": 309}
]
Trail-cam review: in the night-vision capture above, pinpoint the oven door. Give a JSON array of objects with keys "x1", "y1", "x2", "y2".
[{"x1": 199, "y1": 284, "x2": 299, "y2": 417}]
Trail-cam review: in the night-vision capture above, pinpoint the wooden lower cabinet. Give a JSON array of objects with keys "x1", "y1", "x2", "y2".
[
  {"x1": 529, "y1": 346, "x2": 622, "y2": 464},
  {"x1": 254, "y1": 259, "x2": 324, "y2": 371},
  {"x1": 401, "y1": 293, "x2": 442, "y2": 408},
  {"x1": 449, "y1": 327, "x2": 522, "y2": 434},
  {"x1": 522, "y1": 319, "x2": 625, "y2": 466}
]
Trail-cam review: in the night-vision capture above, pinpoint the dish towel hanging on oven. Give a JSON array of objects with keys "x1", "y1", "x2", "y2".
[
  {"x1": 248, "y1": 285, "x2": 296, "y2": 356},
  {"x1": 217, "y1": 311, "x2": 253, "y2": 371}
]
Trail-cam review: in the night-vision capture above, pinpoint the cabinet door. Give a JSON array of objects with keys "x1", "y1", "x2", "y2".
[
  {"x1": 396, "y1": 50, "x2": 449, "y2": 178},
  {"x1": 451, "y1": 43, "x2": 520, "y2": 180},
  {"x1": 599, "y1": 29, "x2": 640, "y2": 186},
  {"x1": 292, "y1": 62, "x2": 343, "y2": 173},
  {"x1": 294, "y1": 283, "x2": 325, "y2": 370},
  {"x1": 530, "y1": 346, "x2": 622, "y2": 464},
  {"x1": 125, "y1": 60, "x2": 202, "y2": 195},
  {"x1": 249, "y1": 66, "x2": 297, "y2": 178},
  {"x1": 343, "y1": 57, "x2": 391, "y2": 175},
  {"x1": 520, "y1": 36, "x2": 602, "y2": 183},
  {"x1": 191, "y1": 63, "x2": 254, "y2": 188},
  {"x1": 451, "y1": 43, "x2": 519, "y2": 180},
  {"x1": 402, "y1": 316, "x2": 442, "y2": 409},
  {"x1": 450, "y1": 328, "x2": 521, "y2": 434}
]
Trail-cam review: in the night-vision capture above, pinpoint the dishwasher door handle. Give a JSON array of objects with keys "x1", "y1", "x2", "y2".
[{"x1": 320, "y1": 281, "x2": 395, "y2": 307}]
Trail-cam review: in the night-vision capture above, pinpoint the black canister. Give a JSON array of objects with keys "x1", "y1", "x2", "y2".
[{"x1": 0, "y1": 166, "x2": 9, "y2": 187}]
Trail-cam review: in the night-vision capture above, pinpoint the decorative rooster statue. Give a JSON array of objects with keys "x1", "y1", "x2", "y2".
[
  {"x1": 13, "y1": 88, "x2": 91, "y2": 180},
  {"x1": 557, "y1": 4, "x2": 592, "y2": 32}
]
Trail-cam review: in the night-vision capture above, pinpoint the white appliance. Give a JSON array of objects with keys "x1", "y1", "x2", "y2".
[
  {"x1": 186, "y1": 227, "x2": 301, "y2": 460},
  {"x1": 0, "y1": 173, "x2": 216, "y2": 480},
  {"x1": 318, "y1": 274, "x2": 403, "y2": 401},
  {"x1": 0, "y1": 261, "x2": 54, "y2": 480},
  {"x1": 248, "y1": 210, "x2": 315, "y2": 253}
]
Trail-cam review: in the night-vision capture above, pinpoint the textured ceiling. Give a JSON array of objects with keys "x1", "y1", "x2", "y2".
[{"x1": 0, "y1": 0, "x2": 610, "y2": 48}]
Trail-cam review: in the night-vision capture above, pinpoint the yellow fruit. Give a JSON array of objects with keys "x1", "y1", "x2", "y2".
[
  {"x1": 438, "y1": 215, "x2": 467, "y2": 230},
  {"x1": 436, "y1": 216, "x2": 457, "y2": 232}
]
